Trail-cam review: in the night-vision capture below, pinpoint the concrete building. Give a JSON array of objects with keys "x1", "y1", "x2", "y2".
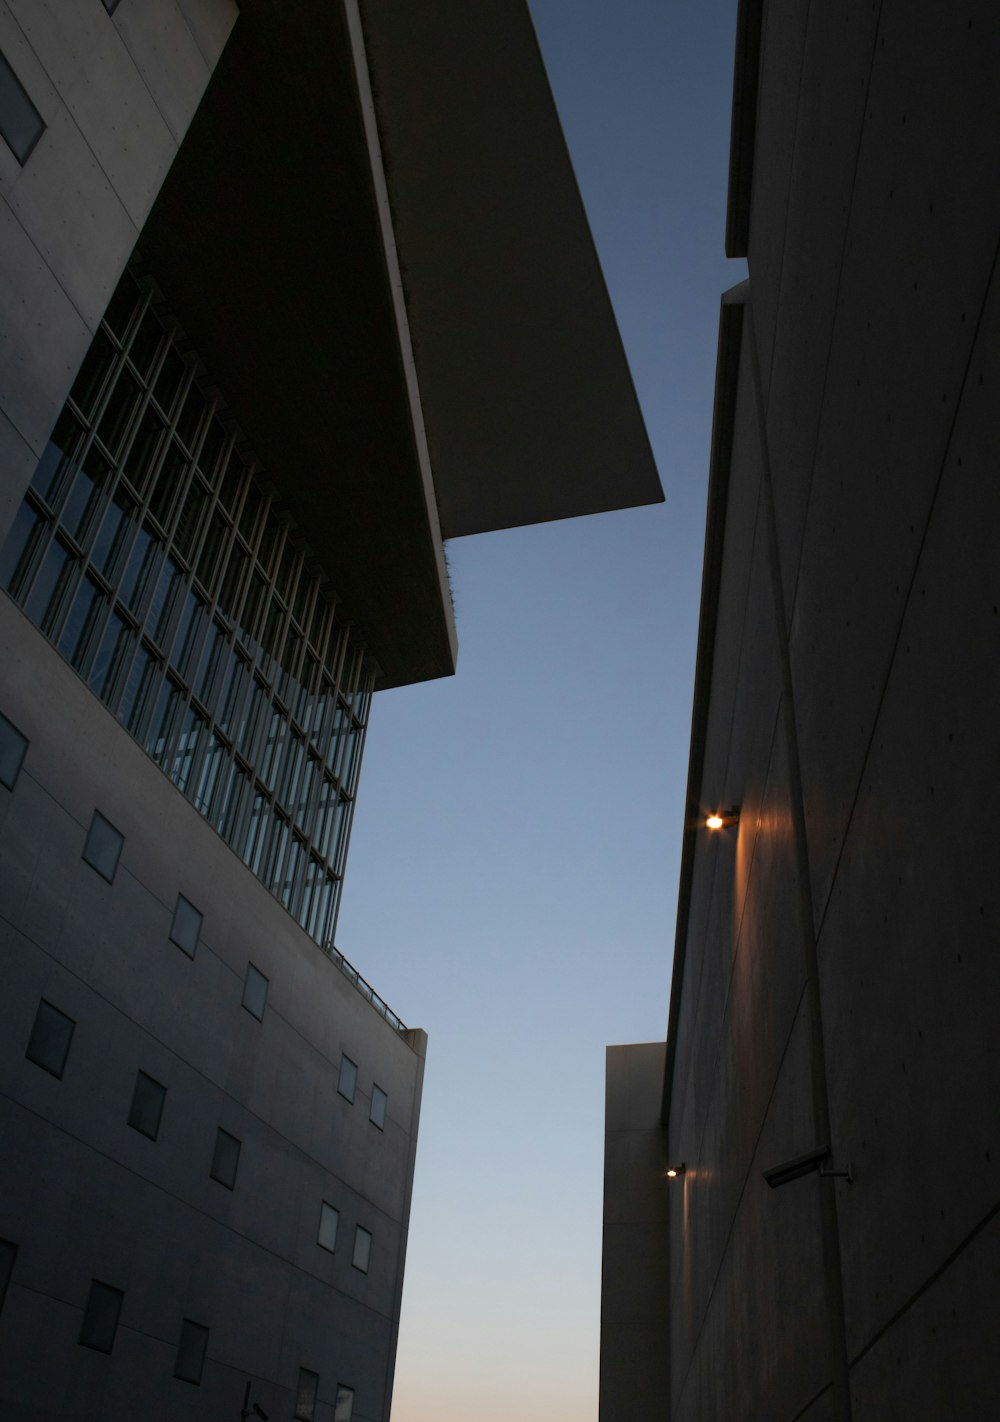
[
  {"x1": 0, "y1": 3, "x2": 659, "y2": 1418},
  {"x1": 601, "y1": 2, "x2": 1000, "y2": 1419}
]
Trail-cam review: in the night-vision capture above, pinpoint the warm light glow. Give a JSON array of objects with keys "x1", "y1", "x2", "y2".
[
  {"x1": 665, "y1": 1163, "x2": 686, "y2": 1179},
  {"x1": 706, "y1": 814, "x2": 724, "y2": 830}
]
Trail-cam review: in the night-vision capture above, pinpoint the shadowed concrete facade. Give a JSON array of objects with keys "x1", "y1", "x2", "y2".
[
  {"x1": 602, "y1": 1, "x2": 1000, "y2": 1418},
  {"x1": 0, "y1": 1, "x2": 661, "y2": 1417}
]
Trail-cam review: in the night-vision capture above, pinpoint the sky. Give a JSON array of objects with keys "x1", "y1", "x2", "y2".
[{"x1": 337, "y1": 3, "x2": 743, "y2": 1417}]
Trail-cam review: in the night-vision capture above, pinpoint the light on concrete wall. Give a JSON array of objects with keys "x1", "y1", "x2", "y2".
[
  {"x1": 705, "y1": 806, "x2": 741, "y2": 830},
  {"x1": 665, "y1": 1163, "x2": 686, "y2": 1179}
]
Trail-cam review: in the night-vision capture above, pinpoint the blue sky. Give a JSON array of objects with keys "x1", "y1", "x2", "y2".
[{"x1": 337, "y1": 2, "x2": 742, "y2": 1416}]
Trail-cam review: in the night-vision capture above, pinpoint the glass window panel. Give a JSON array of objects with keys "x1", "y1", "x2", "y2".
[
  {"x1": 296, "y1": 652, "x2": 318, "y2": 726},
  {"x1": 279, "y1": 732, "x2": 304, "y2": 811},
  {"x1": 314, "y1": 777, "x2": 335, "y2": 859},
  {"x1": 89, "y1": 611, "x2": 130, "y2": 704},
  {"x1": 216, "y1": 760, "x2": 248, "y2": 843},
  {"x1": 96, "y1": 368, "x2": 142, "y2": 458},
  {"x1": 0, "y1": 500, "x2": 45, "y2": 598},
  {"x1": 264, "y1": 812, "x2": 289, "y2": 891},
  {"x1": 193, "y1": 733, "x2": 225, "y2": 817},
  {"x1": 198, "y1": 417, "x2": 226, "y2": 481},
  {"x1": 153, "y1": 344, "x2": 186, "y2": 416},
  {"x1": 334, "y1": 1385, "x2": 354, "y2": 1422},
  {"x1": 295, "y1": 1368, "x2": 319, "y2": 1422},
  {"x1": 293, "y1": 563, "x2": 313, "y2": 630},
  {"x1": 261, "y1": 596, "x2": 284, "y2": 673},
  {"x1": 238, "y1": 481, "x2": 263, "y2": 545},
  {"x1": 210, "y1": 1128, "x2": 241, "y2": 1189},
  {"x1": 82, "y1": 810, "x2": 123, "y2": 883},
  {"x1": 196, "y1": 620, "x2": 226, "y2": 705},
  {"x1": 341, "y1": 722, "x2": 361, "y2": 792},
  {"x1": 0, "y1": 51, "x2": 45, "y2": 164},
  {"x1": 174, "y1": 1318, "x2": 208, "y2": 1386},
  {"x1": 338, "y1": 1054, "x2": 357, "y2": 1104},
  {"x1": 236, "y1": 677, "x2": 266, "y2": 759},
  {"x1": 219, "y1": 448, "x2": 246, "y2": 517},
  {"x1": 24, "y1": 537, "x2": 73, "y2": 633},
  {"x1": 119, "y1": 522, "x2": 160, "y2": 615},
  {"x1": 91, "y1": 484, "x2": 137, "y2": 583},
  {"x1": 242, "y1": 790, "x2": 270, "y2": 873},
  {"x1": 25, "y1": 999, "x2": 76, "y2": 1079},
  {"x1": 242, "y1": 962, "x2": 269, "y2": 1020},
  {"x1": 311, "y1": 596, "x2": 333, "y2": 661},
  {"x1": 325, "y1": 701, "x2": 347, "y2": 774},
  {"x1": 128, "y1": 1070, "x2": 166, "y2": 1139},
  {"x1": 0, "y1": 711, "x2": 29, "y2": 790},
  {"x1": 294, "y1": 753, "x2": 318, "y2": 834},
  {"x1": 370, "y1": 1085, "x2": 387, "y2": 1130},
  {"x1": 310, "y1": 677, "x2": 332, "y2": 753},
  {"x1": 171, "y1": 706, "x2": 203, "y2": 793},
  {"x1": 170, "y1": 587, "x2": 204, "y2": 677},
  {"x1": 30, "y1": 410, "x2": 85, "y2": 508},
  {"x1": 317, "y1": 1202, "x2": 339, "y2": 1254},
  {"x1": 61, "y1": 445, "x2": 111, "y2": 547},
  {"x1": 261, "y1": 707, "x2": 287, "y2": 792},
  {"x1": 149, "y1": 555, "x2": 183, "y2": 647},
  {"x1": 170, "y1": 893, "x2": 202, "y2": 957},
  {"x1": 238, "y1": 570, "x2": 266, "y2": 651},
  {"x1": 257, "y1": 509, "x2": 280, "y2": 573},
  {"x1": 78, "y1": 1280, "x2": 123, "y2": 1354},
  {"x1": 129, "y1": 307, "x2": 164, "y2": 379},
  {"x1": 173, "y1": 476, "x2": 209, "y2": 564},
  {"x1": 118, "y1": 642, "x2": 157, "y2": 734},
  {"x1": 176, "y1": 381, "x2": 206, "y2": 452},
  {"x1": 148, "y1": 439, "x2": 186, "y2": 529},
  {"x1": 195, "y1": 509, "x2": 227, "y2": 595},
  {"x1": 279, "y1": 833, "x2": 303, "y2": 909},
  {"x1": 58, "y1": 574, "x2": 104, "y2": 669},
  {"x1": 217, "y1": 652, "x2": 247, "y2": 737},
  {"x1": 276, "y1": 627, "x2": 302, "y2": 706},
  {"x1": 352, "y1": 1226, "x2": 371, "y2": 1274},
  {"x1": 103, "y1": 269, "x2": 141, "y2": 341},
  {"x1": 145, "y1": 676, "x2": 182, "y2": 765},
  {"x1": 123, "y1": 405, "x2": 166, "y2": 494},
  {"x1": 69, "y1": 329, "x2": 116, "y2": 418},
  {"x1": 298, "y1": 855, "x2": 321, "y2": 931},
  {"x1": 217, "y1": 539, "x2": 247, "y2": 624},
  {"x1": 278, "y1": 537, "x2": 297, "y2": 601},
  {"x1": 311, "y1": 872, "x2": 336, "y2": 944}
]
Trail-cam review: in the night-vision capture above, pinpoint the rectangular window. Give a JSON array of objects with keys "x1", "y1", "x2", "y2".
[
  {"x1": 170, "y1": 894, "x2": 202, "y2": 958},
  {"x1": 0, "y1": 712, "x2": 28, "y2": 790},
  {"x1": 242, "y1": 962, "x2": 269, "y2": 1021},
  {"x1": 352, "y1": 1226, "x2": 371, "y2": 1275},
  {"x1": 334, "y1": 1385, "x2": 355, "y2": 1422},
  {"x1": 82, "y1": 809, "x2": 124, "y2": 883},
  {"x1": 25, "y1": 999, "x2": 76, "y2": 1079},
  {"x1": 370, "y1": 1085, "x2": 387, "y2": 1131},
  {"x1": 0, "y1": 49, "x2": 44, "y2": 165},
  {"x1": 174, "y1": 1318, "x2": 209, "y2": 1385},
  {"x1": 317, "y1": 1202, "x2": 339, "y2": 1254},
  {"x1": 78, "y1": 1280, "x2": 123, "y2": 1353},
  {"x1": 128, "y1": 1070, "x2": 166, "y2": 1140},
  {"x1": 295, "y1": 1367, "x2": 320, "y2": 1422},
  {"x1": 210, "y1": 1127, "x2": 241, "y2": 1190},
  {"x1": 0, "y1": 1239, "x2": 17, "y2": 1315},
  {"x1": 337, "y1": 1054, "x2": 357, "y2": 1104}
]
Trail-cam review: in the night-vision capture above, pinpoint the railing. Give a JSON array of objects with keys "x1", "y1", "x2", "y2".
[{"x1": 325, "y1": 942, "x2": 407, "y2": 1033}]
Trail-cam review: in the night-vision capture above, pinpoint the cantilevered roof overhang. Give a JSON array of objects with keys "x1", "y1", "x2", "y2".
[{"x1": 139, "y1": 0, "x2": 661, "y2": 689}]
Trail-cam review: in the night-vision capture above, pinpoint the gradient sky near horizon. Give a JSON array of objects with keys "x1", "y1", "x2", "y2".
[{"x1": 336, "y1": 2, "x2": 743, "y2": 1417}]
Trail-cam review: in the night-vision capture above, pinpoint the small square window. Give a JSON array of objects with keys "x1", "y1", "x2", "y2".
[
  {"x1": 295, "y1": 1366, "x2": 320, "y2": 1421},
  {"x1": 317, "y1": 1202, "x2": 339, "y2": 1254},
  {"x1": 0, "y1": 712, "x2": 28, "y2": 790},
  {"x1": 0, "y1": 50, "x2": 45, "y2": 166},
  {"x1": 242, "y1": 962, "x2": 269, "y2": 1020},
  {"x1": 79, "y1": 1279, "x2": 123, "y2": 1353},
  {"x1": 174, "y1": 1318, "x2": 209, "y2": 1385},
  {"x1": 170, "y1": 894, "x2": 202, "y2": 957},
  {"x1": 370, "y1": 1085, "x2": 387, "y2": 1130},
  {"x1": 210, "y1": 1127, "x2": 241, "y2": 1189},
  {"x1": 128, "y1": 1070, "x2": 166, "y2": 1140},
  {"x1": 0, "y1": 1239, "x2": 17, "y2": 1315},
  {"x1": 338, "y1": 1054, "x2": 357, "y2": 1104},
  {"x1": 352, "y1": 1225, "x2": 371, "y2": 1274},
  {"x1": 334, "y1": 1385, "x2": 355, "y2": 1422},
  {"x1": 82, "y1": 810, "x2": 124, "y2": 883},
  {"x1": 25, "y1": 999, "x2": 76, "y2": 1079}
]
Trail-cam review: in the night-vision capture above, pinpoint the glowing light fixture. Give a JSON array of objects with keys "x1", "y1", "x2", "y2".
[
  {"x1": 706, "y1": 806, "x2": 740, "y2": 830},
  {"x1": 665, "y1": 1163, "x2": 686, "y2": 1180}
]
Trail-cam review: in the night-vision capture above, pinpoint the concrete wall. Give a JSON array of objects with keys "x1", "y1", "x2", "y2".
[
  {"x1": 0, "y1": 593, "x2": 425, "y2": 1420},
  {"x1": 599, "y1": 1043, "x2": 670, "y2": 1422},
  {"x1": 0, "y1": 0, "x2": 238, "y2": 542},
  {"x1": 646, "y1": 1, "x2": 1000, "y2": 1417}
]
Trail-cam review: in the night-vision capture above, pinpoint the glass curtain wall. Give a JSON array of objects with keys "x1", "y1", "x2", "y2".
[{"x1": 0, "y1": 268, "x2": 373, "y2": 948}]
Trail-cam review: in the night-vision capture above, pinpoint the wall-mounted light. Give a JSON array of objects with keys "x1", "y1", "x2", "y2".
[
  {"x1": 705, "y1": 806, "x2": 740, "y2": 830},
  {"x1": 664, "y1": 1163, "x2": 686, "y2": 1179},
  {"x1": 763, "y1": 1145, "x2": 852, "y2": 1189}
]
